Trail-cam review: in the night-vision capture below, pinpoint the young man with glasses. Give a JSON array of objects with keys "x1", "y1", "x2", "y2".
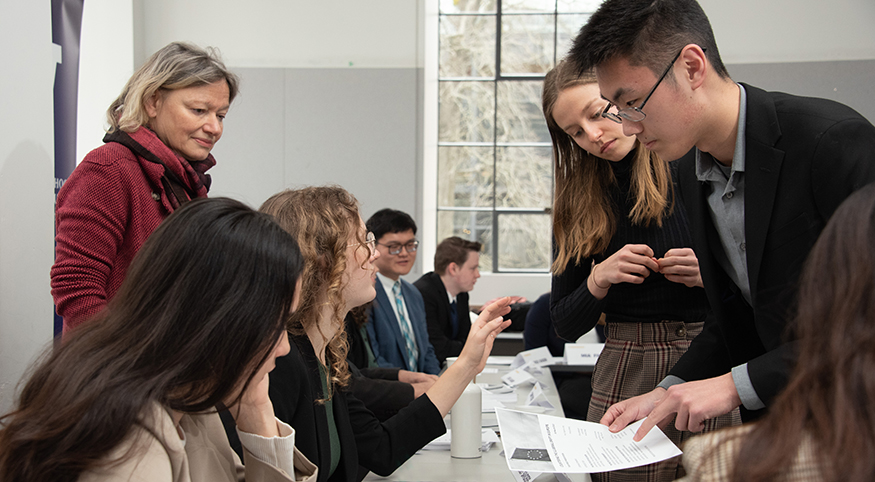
[
  {"x1": 569, "y1": 0, "x2": 875, "y2": 446},
  {"x1": 365, "y1": 208, "x2": 441, "y2": 375},
  {"x1": 414, "y1": 236, "x2": 482, "y2": 365}
]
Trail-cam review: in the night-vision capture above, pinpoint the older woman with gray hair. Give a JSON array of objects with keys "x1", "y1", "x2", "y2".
[{"x1": 51, "y1": 41, "x2": 239, "y2": 333}]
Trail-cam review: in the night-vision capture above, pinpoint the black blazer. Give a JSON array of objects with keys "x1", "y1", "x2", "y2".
[
  {"x1": 669, "y1": 83, "x2": 875, "y2": 412},
  {"x1": 344, "y1": 313, "x2": 415, "y2": 422},
  {"x1": 267, "y1": 334, "x2": 446, "y2": 482},
  {"x1": 413, "y1": 271, "x2": 471, "y2": 364}
]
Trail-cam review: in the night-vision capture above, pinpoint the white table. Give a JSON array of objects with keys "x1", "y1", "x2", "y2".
[{"x1": 364, "y1": 365, "x2": 592, "y2": 482}]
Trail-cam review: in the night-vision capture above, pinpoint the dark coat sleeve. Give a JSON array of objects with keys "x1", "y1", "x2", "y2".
[
  {"x1": 403, "y1": 282, "x2": 441, "y2": 375},
  {"x1": 550, "y1": 240, "x2": 605, "y2": 341},
  {"x1": 525, "y1": 292, "x2": 566, "y2": 357},
  {"x1": 268, "y1": 340, "x2": 331, "y2": 481},
  {"x1": 345, "y1": 390, "x2": 446, "y2": 476},
  {"x1": 359, "y1": 367, "x2": 400, "y2": 380},
  {"x1": 347, "y1": 360, "x2": 414, "y2": 422},
  {"x1": 414, "y1": 272, "x2": 464, "y2": 363}
]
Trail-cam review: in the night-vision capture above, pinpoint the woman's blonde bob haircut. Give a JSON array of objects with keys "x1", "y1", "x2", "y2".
[{"x1": 106, "y1": 41, "x2": 239, "y2": 133}]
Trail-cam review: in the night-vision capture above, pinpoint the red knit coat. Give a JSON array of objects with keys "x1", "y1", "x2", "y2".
[{"x1": 51, "y1": 127, "x2": 214, "y2": 333}]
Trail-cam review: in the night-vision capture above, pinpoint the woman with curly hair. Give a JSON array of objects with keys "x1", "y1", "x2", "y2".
[{"x1": 235, "y1": 186, "x2": 512, "y2": 482}]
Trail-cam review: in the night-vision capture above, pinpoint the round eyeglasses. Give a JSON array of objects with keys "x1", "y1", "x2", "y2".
[
  {"x1": 378, "y1": 240, "x2": 419, "y2": 256},
  {"x1": 601, "y1": 48, "x2": 685, "y2": 124},
  {"x1": 348, "y1": 232, "x2": 377, "y2": 256}
]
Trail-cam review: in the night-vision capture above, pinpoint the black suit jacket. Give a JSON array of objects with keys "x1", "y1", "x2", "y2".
[
  {"x1": 413, "y1": 271, "x2": 471, "y2": 364},
  {"x1": 669, "y1": 83, "x2": 875, "y2": 411},
  {"x1": 344, "y1": 313, "x2": 415, "y2": 421},
  {"x1": 260, "y1": 334, "x2": 445, "y2": 482}
]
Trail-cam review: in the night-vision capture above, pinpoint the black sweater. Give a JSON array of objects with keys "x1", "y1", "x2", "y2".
[{"x1": 551, "y1": 153, "x2": 710, "y2": 341}]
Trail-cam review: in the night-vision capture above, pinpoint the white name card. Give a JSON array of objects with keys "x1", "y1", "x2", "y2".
[
  {"x1": 510, "y1": 346, "x2": 553, "y2": 370},
  {"x1": 563, "y1": 343, "x2": 604, "y2": 365},
  {"x1": 524, "y1": 382, "x2": 555, "y2": 410},
  {"x1": 501, "y1": 367, "x2": 536, "y2": 387}
]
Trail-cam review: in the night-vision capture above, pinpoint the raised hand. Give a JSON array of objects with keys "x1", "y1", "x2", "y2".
[{"x1": 459, "y1": 297, "x2": 513, "y2": 373}]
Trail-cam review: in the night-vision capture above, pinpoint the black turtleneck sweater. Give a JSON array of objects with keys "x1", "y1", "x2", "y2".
[{"x1": 550, "y1": 151, "x2": 710, "y2": 341}]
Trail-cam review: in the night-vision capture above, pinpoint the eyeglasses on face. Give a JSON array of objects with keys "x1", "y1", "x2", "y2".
[
  {"x1": 348, "y1": 231, "x2": 377, "y2": 256},
  {"x1": 378, "y1": 240, "x2": 419, "y2": 256},
  {"x1": 601, "y1": 48, "x2": 687, "y2": 124}
]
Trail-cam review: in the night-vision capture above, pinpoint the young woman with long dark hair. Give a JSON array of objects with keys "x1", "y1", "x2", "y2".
[{"x1": 1, "y1": 198, "x2": 316, "y2": 482}]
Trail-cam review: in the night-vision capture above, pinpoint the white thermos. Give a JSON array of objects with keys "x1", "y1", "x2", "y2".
[{"x1": 450, "y1": 382, "x2": 482, "y2": 458}]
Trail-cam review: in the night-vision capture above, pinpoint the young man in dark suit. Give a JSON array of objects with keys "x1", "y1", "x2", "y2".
[
  {"x1": 414, "y1": 236, "x2": 482, "y2": 365},
  {"x1": 365, "y1": 208, "x2": 441, "y2": 375},
  {"x1": 570, "y1": 0, "x2": 875, "y2": 441}
]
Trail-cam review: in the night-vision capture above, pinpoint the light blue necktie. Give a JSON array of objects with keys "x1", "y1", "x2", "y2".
[{"x1": 392, "y1": 281, "x2": 418, "y2": 371}]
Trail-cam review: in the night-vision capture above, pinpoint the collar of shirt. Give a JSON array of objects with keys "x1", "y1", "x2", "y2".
[
  {"x1": 446, "y1": 290, "x2": 456, "y2": 305},
  {"x1": 696, "y1": 83, "x2": 748, "y2": 182},
  {"x1": 377, "y1": 271, "x2": 400, "y2": 294}
]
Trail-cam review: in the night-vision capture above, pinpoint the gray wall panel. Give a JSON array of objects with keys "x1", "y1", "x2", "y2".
[
  {"x1": 283, "y1": 68, "x2": 420, "y2": 223},
  {"x1": 209, "y1": 68, "x2": 287, "y2": 208},
  {"x1": 209, "y1": 67, "x2": 425, "y2": 276},
  {"x1": 728, "y1": 59, "x2": 875, "y2": 123}
]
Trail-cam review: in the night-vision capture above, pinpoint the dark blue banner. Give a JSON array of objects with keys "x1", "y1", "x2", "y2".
[{"x1": 52, "y1": 0, "x2": 85, "y2": 337}]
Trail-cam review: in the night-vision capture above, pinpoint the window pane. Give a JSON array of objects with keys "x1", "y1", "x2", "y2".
[
  {"x1": 557, "y1": 14, "x2": 590, "y2": 57},
  {"x1": 500, "y1": 14, "x2": 555, "y2": 75},
  {"x1": 503, "y1": 0, "x2": 555, "y2": 13},
  {"x1": 438, "y1": 146, "x2": 495, "y2": 208},
  {"x1": 439, "y1": 81, "x2": 495, "y2": 143},
  {"x1": 557, "y1": 0, "x2": 602, "y2": 13},
  {"x1": 437, "y1": 210, "x2": 494, "y2": 272},
  {"x1": 440, "y1": 0, "x2": 496, "y2": 13},
  {"x1": 496, "y1": 80, "x2": 549, "y2": 143},
  {"x1": 497, "y1": 213, "x2": 551, "y2": 271},
  {"x1": 496, "y1": 146, "x2": 553, "y2": 208},
  {"x1": 440, "y1": 15, "x2": 496, "y2": 78}
]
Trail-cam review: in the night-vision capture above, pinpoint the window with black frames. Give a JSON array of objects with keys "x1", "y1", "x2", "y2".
[{"x1": 436, "y1": 0, "x2": 602, "y2": 272}]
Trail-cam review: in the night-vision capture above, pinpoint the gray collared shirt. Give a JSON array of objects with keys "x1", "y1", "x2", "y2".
[
  {"x1": 658, "y1": 84, "x2": 765, "y2": 411},
  {"x1": 695, "y1": 84, "x2": 751, "y2": 307}
]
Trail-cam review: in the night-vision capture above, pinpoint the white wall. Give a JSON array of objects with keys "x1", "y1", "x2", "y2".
[
  {"x1": 0, "y1": 1, "x2": 57, "y2": 413},
  {"x1": 76, "y1": 0, "x2": 135, "y2": 162},
  {"x1": 701, "y1": 0, "x2": 875, "y2": 63},
  {"x1": 138, "y1": 0, "x2": 420, "y2": 68},
  {"x1": 134, "y1": 0, "x2": 875, "y2": 68}
]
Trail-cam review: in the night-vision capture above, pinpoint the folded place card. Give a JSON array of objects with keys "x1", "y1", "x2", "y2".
[
  {"x1": 501, "y1": 367, "x2": 536, "y2": 387},
  {"x1": 524, "y1": 382, "x2": 555, "y2": 410},
  {"x1": 563, "y1": 343, "x2": 604, "y2": 365},
  {"x1": 510, "y1": 346, "x2": 553, "y2": 370}
]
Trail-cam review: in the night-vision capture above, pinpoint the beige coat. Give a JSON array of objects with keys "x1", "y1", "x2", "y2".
[
  {"x1": 79, "y1": 403, "x2": 317, "y2": 482},
  {"x1": 678, "y1": 424, "x2": 824, "y2": 481}
]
